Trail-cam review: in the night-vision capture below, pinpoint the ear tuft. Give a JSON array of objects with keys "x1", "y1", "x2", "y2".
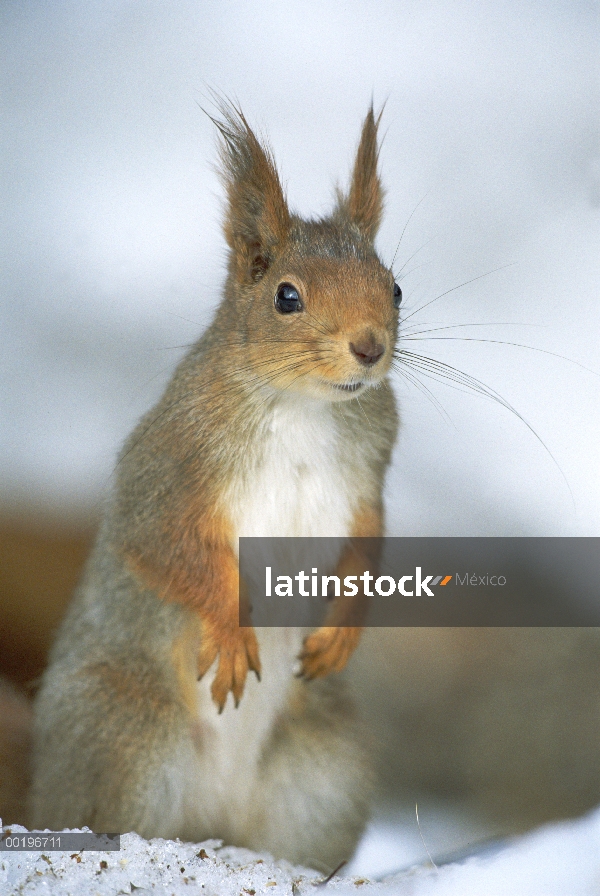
[
  {"x1": 209, "y1": 99, "x2": 291, "y2": 280},
  {"x1": 337, "y1": 106, "x2": 385, "y2": 242}
]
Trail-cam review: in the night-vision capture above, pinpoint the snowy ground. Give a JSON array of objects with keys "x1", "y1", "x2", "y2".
[
  {"x1": 3, "y1": 807, "x2": 600, "y2": 895},
  {"x1": 346, "y1": 801, "x2": 497, "y2": 879}
]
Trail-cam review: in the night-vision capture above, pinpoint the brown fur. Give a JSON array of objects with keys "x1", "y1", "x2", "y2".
[
  {"x1": 104, "y1": 102, "x2": 398, "y2": 711},
  {"x1": 338, "y1": 106, "x2": 385, "y2": 241},
  {"x1": 30, "y1": 103, "x2": 397, "y2": 867},
  {"x1": 0, "y1": 680, "x2": 32, "y2": 825}
]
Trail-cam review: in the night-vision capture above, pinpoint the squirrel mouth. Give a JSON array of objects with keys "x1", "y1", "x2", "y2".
[{"x1": 331, "y1": 381, "x2": 364, "y2": 393}]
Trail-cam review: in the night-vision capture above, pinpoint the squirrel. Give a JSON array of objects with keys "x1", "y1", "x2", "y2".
[{"x1": 29, "y1": 101, "x2": 400, "y2": 871}]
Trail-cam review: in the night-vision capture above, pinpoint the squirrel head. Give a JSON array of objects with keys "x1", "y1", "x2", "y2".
[{"x1": 213, "y1": 102, "x2": 399, "y2": 402}]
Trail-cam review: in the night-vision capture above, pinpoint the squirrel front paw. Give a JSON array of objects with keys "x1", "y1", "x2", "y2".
[
  {"x1": 197, "y1": 623, "x2": 261, "y2": 712},
  {"x1": 298, "y1": 626, "x2": 362, "y2": 680}
]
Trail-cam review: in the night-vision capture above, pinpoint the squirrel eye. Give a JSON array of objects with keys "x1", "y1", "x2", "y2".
[
  {"x1": 275, "y1": 283, "x2": 303, "y2": 314},
  {"x1": 393, "y1": 282, "x2": 402, "y2": 309}
]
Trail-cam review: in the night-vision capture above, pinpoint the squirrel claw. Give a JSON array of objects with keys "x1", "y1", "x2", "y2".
[
  {"x1": 298, "y1": 626, "x2": 362, "y2": 680},
  {"x1": 205, "y1": 625, "x2": 262, "y2": 711}
]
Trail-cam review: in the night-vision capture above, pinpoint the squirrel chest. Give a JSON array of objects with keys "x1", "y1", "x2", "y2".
[{"x1": 226, "y1": 398, "x2": 353, "y2": 540}]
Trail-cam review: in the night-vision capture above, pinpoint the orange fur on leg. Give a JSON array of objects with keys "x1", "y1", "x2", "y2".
[
  {"x1": 299, "y1": 505, "x2": 382, "y2": 679},
  {"x1": 126, "y1": 515, "x2": 260, "y2": 712}
]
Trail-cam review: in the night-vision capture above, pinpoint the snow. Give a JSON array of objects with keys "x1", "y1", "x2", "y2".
[{"x1": 3, "y1": 808, "x2": 600, "y2": 896}]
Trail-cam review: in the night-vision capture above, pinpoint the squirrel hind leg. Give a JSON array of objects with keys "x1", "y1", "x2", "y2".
[
  {"x1": 29, "y1": 657, "x2": 198, "y2": 838},
  {"x1": 241, "y1": 677, "x2": 375, "y2": 870}
]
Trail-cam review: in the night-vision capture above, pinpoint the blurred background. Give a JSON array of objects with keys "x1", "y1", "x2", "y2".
[{"x1": 1, "y1": 0, "x2": 599, "y2": 877}]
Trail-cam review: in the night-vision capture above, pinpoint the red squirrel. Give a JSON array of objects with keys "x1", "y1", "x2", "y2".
[{"x1": 30, "y1": 102, "x2": 399, "y2": 869}]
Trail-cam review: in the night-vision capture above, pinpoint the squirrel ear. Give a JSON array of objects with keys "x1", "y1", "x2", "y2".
[
  {"x1": 337, "y1": 106, "x2": 385, "y2": 242},
  {"x1": 213, "y1": 102, "x2": 291, "y2": 281}
]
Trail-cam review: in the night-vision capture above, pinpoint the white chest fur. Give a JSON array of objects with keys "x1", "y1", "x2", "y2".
[
  {"x1": 193, "y1": 397, "x2": 353, "y2": 827},
  {"x1": 228, "y1": 397, "x2": 353, "y2": 539}
]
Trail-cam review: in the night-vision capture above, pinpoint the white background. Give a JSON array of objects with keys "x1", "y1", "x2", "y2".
[{"x1": 2, "y1": 0, "x2": 599, "y2": 534}]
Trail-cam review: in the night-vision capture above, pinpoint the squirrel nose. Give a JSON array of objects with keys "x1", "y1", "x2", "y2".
[{"x1": 349, "y1": 339, "x2": 385, "y2": 366}]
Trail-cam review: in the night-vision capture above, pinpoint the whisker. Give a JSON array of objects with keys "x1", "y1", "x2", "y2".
[
  {"x1": 396, "y1": 278, "x2": 431, "y2": 310},
  {"x1": 156, "y1": 343, "x2": 198, "y2": 352},
  {"x1": 399, "y1": 321, "x2": 539, "y2": 338},
  {"x1": 396, "y1": 260, "x2": 436, "y2": 282},
  {"x1": 400, "y1": 264, "x2": 517, "y2": 324},
  {"x1": 390, "y1": 360, "x2": 454, "y2": 426},
  {"x1": 393, "y1": 349, "x2": 574, "y2": 504},
  {"x1": 399, "y1": 337, "x2": 600, "y2": 378},
  {"x1": 302, "y1": 307, "x2": 336, "y2": 338},
  {"x1": 390, "y1": 189, "x2": 432, "y2": 270},
  {"x1": 392, "y1": 234, "x2": 439, "y2": 280},
  {"x1": 163, "y1": 310, "x2": 213, "y2": 328}
]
